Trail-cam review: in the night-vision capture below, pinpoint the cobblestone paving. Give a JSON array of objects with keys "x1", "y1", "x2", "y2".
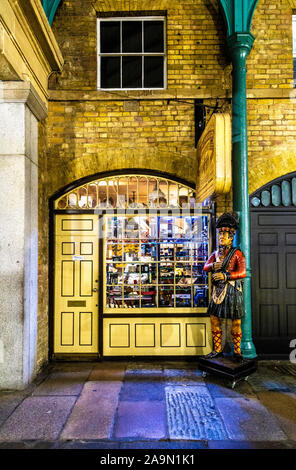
[{"x1": 0, "y1": 360, "x2": 295, "y2": 449}]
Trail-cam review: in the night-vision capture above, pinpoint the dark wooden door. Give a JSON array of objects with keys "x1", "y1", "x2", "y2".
[{"x1": 251, "y1": 210, "x2": 296, "y2": 355}]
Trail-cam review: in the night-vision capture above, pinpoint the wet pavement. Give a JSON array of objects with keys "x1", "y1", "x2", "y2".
[{"x1": 0, "y1": 360, "x2": 296, "y2": 449}]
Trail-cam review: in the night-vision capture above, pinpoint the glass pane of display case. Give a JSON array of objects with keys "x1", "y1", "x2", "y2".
[
  {"x1": 192, "y1": 263, "x2": 208, "y2": 285},
  {"x1": 175, "y1": 287, "x2": 192, "y2": 307},
  {"x1": 141, "y1": 285, "x2": 157, "y2": 308},
  {"x1": 106, "y1": 216, "x2": 124, "y2": 240},
  {"x1": 106, "y1": 286, "x2": 123, "y2": 308},
  {"x1": 159, "y1": 217, "x2": 173, "y2": 239},
  {"x1": 175, "y1": 262, "x2": 191, "y2": 285},
  {"x1": 140, "y1": 264, "x2": 157, "y2": 284},
  {"x1": 123, "y1": 263, "x2": 140, "y2": 284},
  {"x1": 106, "y1": 242, "x2": 122, "y2": 261},
  {"x1": 175, "y1": 241, "x2": 191, "y2": 261},
  {"x1": 123, "y1": 243, "x2": 140, "y2": 261},
  {"x1": 159, "y1": 263, "x2": 174, "y2": 284},
  {"x1": 159, "y1": 242, "x2": 174, "y2": 261},
  {"x1": 193, "y1": 285, "x2": 209, "y2": 308},
  {"x1": 106, "y1": 263, "x2": 123, "y2": 285},
  {"x1": 173, "y1": 217, "x2": 192, "y2": 239},
  {"x1": 159, "y1": 286, "x2": 174, "y2": 307},
  {"x1": 140, "y1": 243, "x2": 157, "y2": 261},
  {"x1": 124, "y1": 286, "x2": 140, "y2": 308},
  {"x1": 104, "y1": 213, "x2": 210, "y2": 311},
  {"x1": 124, "y1": 216, "x2": 139, "y2": 240}
]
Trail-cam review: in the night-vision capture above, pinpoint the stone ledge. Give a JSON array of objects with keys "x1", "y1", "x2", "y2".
[
  {"x1": 0, "y1": 81, "x2": 48, "y2": 121},
  {"x1": 48, "y1": 88, "x2": 296, "y2": 102}
]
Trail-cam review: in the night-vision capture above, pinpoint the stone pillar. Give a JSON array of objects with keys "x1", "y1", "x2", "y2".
[{"x1": 0, "y1": 82, "x2": 47, "y2": 389}]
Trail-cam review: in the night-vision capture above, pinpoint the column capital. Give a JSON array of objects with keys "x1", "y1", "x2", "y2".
[
  {"x1": 0, "y1": 81, "x2": 48, "y2": 121},
  {"x1": 226, "y1": 32, "x2": 255, "y2": 63},
  {"x1": 218, "y1": 0, "x2": 259, "y2": 37}
]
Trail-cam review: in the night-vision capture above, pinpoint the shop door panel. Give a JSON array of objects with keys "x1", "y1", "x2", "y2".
[
  {"x1": 251, "y1": 211, "x2": 296, "y2": 354},
  {"x1": 54, "y1": 215, "x2": 99, "y2": 354}
]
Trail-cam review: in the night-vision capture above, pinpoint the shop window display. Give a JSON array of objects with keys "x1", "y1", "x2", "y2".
[{"x1": 104, "y1": 215, "x2": 209, "y2": 311}]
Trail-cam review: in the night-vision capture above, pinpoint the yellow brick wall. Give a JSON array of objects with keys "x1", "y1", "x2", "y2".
[
  {"x1": 248, "y1": 0, "x2": 294, "y2": 89},
  {"x1": 248, "y1": 97, "x2": 296, "y2": 193},
  {"x1": 46, "y1": 99, "x2": 196, "y2": 196}
]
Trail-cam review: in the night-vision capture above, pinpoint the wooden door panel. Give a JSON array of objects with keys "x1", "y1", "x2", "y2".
[
  {"x1": 251, "y1": 211, "x2": 296, "y2": 354},
  {"x1": 54, "y1": 215, "x2": 99, "y2": 354}
]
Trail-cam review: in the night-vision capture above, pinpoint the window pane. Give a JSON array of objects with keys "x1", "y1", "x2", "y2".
[
  {"x1": 101, "y1": 57, "x2": 120, "y2": 88},
  {"x1": 122, "y1": 56, "x2": 142, "y2": 88},
  {"x1": 100, "y1": 21, "x2": 120, "y2": 53},
  {"x1": 122, "y1": 21, "x2": 142, "y2": 52},
  {"x1": 144, "y1": 57, "x2": 164, "y2": 88},
  {"x1": 144, "y1": 21, "x2": 164, "y2": 52}
]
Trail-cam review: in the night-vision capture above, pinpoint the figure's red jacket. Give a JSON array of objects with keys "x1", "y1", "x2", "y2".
[{"x1": 203, "y1": 249, "x2": 246, "y2": 280}]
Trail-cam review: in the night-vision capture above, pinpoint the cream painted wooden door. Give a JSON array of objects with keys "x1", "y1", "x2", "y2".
[{"x1": 54, "y1": 215, "x2": 99, "y2": 354}]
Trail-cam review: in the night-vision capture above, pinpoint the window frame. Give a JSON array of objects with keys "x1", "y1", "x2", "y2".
[{"x1": 97, "y1": 16, "x2": 167, "y2": 91}]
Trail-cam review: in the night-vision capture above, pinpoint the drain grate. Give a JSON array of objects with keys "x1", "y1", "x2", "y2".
[{"x1": 165, "y1": 386, "x2": 228, "y2": 440}]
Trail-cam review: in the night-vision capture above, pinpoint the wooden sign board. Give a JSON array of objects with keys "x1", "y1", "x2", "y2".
[{"x1": 196, "y1": 113, "x2": 231, "y2": 202}]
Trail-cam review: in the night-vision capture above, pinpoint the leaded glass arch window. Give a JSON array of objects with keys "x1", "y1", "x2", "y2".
[{"x1": 55, "y1": 175, "x2": 197, "y2": 210}]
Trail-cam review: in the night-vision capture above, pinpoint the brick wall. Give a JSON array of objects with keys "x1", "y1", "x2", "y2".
[{"x1": 248, "y1": 97, "x2": 296, "y2": 193}]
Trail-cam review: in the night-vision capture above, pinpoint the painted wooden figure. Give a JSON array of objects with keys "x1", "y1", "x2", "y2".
[{"x1": 204, "y1": 212, "x2": 246, "y2": 361}]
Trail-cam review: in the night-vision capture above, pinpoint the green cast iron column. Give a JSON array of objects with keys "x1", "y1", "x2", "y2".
[
  {"x1": 218, "y1": 0, "x2": 258, "y2": 358},
  {"x1": 227, "y1": 33, "x2": 257, "y2": 358}
]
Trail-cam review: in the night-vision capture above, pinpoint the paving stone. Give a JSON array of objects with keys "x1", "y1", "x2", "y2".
[
  {"x1": 214, "y1": 397, "x2": 287, "y2": 441},
  {"x1": 119, "y1": 440, "x2": 208, "y2": 449},
  {"x1": 32, "y1": 369, "x2": 91, "y2": 396},
  {"x1": 205, "y1": 375, "x2": 257, "y2": 399},
  {"x1": 247, "y1": 370, "x2": 294, "y2": 393},
  {"x1": 125, "y1": 362, "x2": 163, "y2": 379},
  {"x1": 163, "y1": 367, "x2": 205, "y2": 385},
  {"x1": 208, "y1": 440, "x2": 295, "y2": 449},
  {"x1": 256, "y1": 391, "x2": 296, "y2": 440},
  {"x1": 61, "y1": 381, "x2": 122, "y2": 440},
  {"x1": 0, "y1": 392, "x2": 26, "y2": 426},
  {"x1": 0, "y1": 396, "x2": 77, "y2": 440},
  {"x1": 166, "y1": 386, "x2": 228, "y2": 440},
  {"x1": 59, "y1": 440, "x2": 120, "y2": 449},
  {"x1": 51, "y1": 362, "x2": 95, "y2": 372},
  {"x1": 113, "y1": 401, "x2": 167, "y2": 439},
  {"x1": 119, "y1": 380, "x2": 165, "y2": 402},
  {"x1": 88, "y1": 362, "x2": 125, "y2": 381}
]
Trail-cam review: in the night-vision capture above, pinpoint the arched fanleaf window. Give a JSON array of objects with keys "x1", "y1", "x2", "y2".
[{"x1": 55, "y1": 174, "x2": 197, "y2": 210}]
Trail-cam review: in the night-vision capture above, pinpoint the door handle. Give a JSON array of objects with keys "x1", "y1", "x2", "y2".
[{"x1": 92, "y1": 288, "x2": 98, "y2": 292}]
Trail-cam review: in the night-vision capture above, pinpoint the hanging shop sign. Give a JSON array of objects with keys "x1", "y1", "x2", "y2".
[{"x1": 196, "y1": 113, "x2": 231, "y2": 202}]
